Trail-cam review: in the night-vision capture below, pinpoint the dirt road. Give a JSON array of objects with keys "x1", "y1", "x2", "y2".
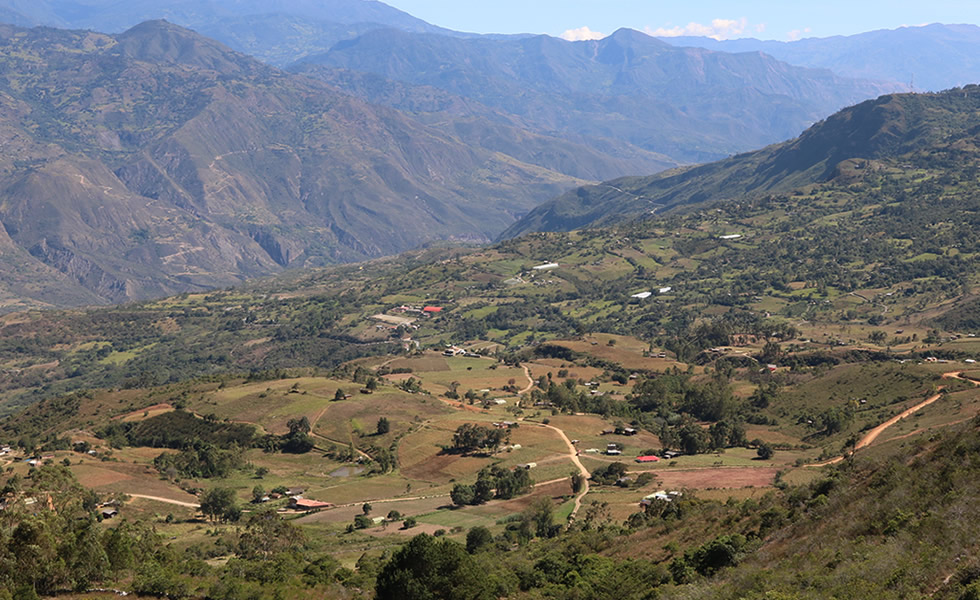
[
  {"x1": 519, "y1": 365, "x2": 535, "y2": 394},
  {"x1": 810, "y1": 371, "x2": 977, "y2": 466},
  {"x1": 538, "y1": 423, "x2": 590, "y2": 521},
  {"x1": 128, "y1": 494, "x2": 199, "y2": 508}
]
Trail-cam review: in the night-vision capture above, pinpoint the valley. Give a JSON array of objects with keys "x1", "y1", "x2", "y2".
[{"x1": 0, "y1": 3, "x2": 979, "y2": 599}]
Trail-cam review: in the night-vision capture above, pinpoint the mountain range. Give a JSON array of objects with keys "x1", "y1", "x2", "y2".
[
  {"x1": 660, "y1": 23, "x2": 980, "y2": 93},
  {"x1": 296, "y1": 27, "x2": 898, "y2": 165},
  {"x1": 503, "y1": 86, "x2": 980, "y2": 237},
  {"x1": 0, "y1": 20, "x2": 606, "y2": 310},
  {"x1": 1, "y1": 1, "x2": 980, "y2": 313}
]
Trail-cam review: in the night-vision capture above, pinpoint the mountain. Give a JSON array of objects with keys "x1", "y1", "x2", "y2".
[
  {"x1": 661, "y1": 23, "x2": 980, "y2": 93},
  {"x1": 502, "y1": 86, "x2": 980, "y2": 237},
  {"x1": 0, "y1": 0, "x2": 473, "y2": 65},
  {"x1": 0, "y1": 20, "x2": 599, "y2": 309},
  {"x1": 0, "y1": 0, "x2": 444, "y2": 34},
  {"x1": 299, "y1": 27, "x2": 902, "y2": 165},
  {"x1": 292, "y1": 65, "x2": 679, "y2": 181}
]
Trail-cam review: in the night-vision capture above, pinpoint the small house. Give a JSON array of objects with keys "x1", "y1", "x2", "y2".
[
  {"x1": 286, "y1": 487, "x2": 305, "y2": 497},
  {"x1": 635, "y1": 455, "x2": 660, "y2": 463},
  {"x1": 289, "y1": 497, "x2": 333, "y2": 511},
  {"x1": 519, "y1": 462, "x2": 537, "y2": 470},
  {"x1": 101, "y1": 509, "x2": 118, "y2": 519}
]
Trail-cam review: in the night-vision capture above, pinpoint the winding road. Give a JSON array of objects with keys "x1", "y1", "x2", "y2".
[{"x1": 810, "y1": 371, "x2": 979, "y2": 466}]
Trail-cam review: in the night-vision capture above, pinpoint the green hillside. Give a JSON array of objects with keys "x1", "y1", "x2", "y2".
[
  {"x1": 504, "y1": 87, "x2": 980, "y2": 237},
  {"x1": 0, "y1": 62, "x2": 979, "y2": 600}
]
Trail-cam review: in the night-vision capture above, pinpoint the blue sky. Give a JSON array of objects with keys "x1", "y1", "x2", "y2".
[{"x1": 383, "y1": 0, "x2": 980, "y2": 41}]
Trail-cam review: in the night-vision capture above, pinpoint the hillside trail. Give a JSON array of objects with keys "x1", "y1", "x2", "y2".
[{"x1": 809, "y1": 371, "x2": 977, "y2": 467}]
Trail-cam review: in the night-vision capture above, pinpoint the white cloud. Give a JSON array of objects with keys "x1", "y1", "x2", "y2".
[
  {"x1": 560, "y1": 26, "x2": 606, "y2": 41},
  {"x1": 786, "y1": 27, "x2": 812, "y2": 41},
  {"x1": 645, "y1": 17, "x2": 751, "y2": 41}
]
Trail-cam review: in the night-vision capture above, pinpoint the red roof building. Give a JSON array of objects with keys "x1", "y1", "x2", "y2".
[
  {"x1": 289, "y1": 498, "x2": 333, "y2": 511},
  {"x1": 635, "y1": 455, "x2": 661, "y2": 463},
  {"x1": 423, "y1": 306, "x2": 443, "y2": 313}
]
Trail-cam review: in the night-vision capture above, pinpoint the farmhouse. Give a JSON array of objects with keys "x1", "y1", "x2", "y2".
[
  {"x1": 286, "y1": 487, "x2": 304, "y2": 497},
  {"x1": 289, "y1": 497, "x2": 333, "y2": 511},
  {"x1": 640, "y1": 490, "x2": 682, "y2": 507}
]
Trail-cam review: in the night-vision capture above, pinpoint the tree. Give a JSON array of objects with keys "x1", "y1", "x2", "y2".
[
  {"x1": 524, "y1": 497, "x2": 557, "y2": 538},
  {"x1": 570, "y1": 472, "x2": 585, "y2": 494},
  {"x1": 334, "y1": 388, "x2": 346, "y2": 402},
  {"x1": 465, "y1": 526, "x2": 493, "y2": 554},
  {"x1": 451, "y1": 484, "x2": 476, "y2": 507},
  {"x1": 757, "y1": 443, "x2": 775, "y2": 460},
  {"x1": 200, "y1": 487, "x2": 238, "y2": 522},
  {"x1": 251, "y1": 485, "x2": 265, "y2": 503},
  {"x1": 363, "y1": 503, "x2": 373, "y2": 515},
  {"x1": 375, "y1": 534, "x2": 495, "y2": 600},
  {"x1": 287, "y1": 416, "x2": 311, "y2": 436},
  {"x1": 354, "y1": 514, "x2": 373, "y2": 529},
  {"x1": 451, "y1": 423, "x2": 509, "y2": 454},
  {"x1": 377, "y1": 417, "x2": 391, "y2": 435}
]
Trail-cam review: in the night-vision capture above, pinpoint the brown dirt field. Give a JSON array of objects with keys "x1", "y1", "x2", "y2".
[
  {"x1": 71, "y1": 461, "x2": 198, "y2": 503},
  {"x1": 550, "y1": 340, "x2": 684, "y2": 372},
  {"x1": 299, "y1": 496, "x2": 449, "y2": 525},
  {"x1": 118, "y1": 404, "x2": 175, "y2": 422},
  {"x1": 364, "y1": 522, "x2": 448, "y2": 537},
  {"x1": 653, "y1": 467, "x2": 779, "y2": 489},
  {"x1": 743, "y1": 427, "x2": 804, "y2": 445},
  {"x1": 387, "y1": 355, "x2": 451, "y2": 372},
  {"x1": 383, "y1": 373, "x2": 414, "y2": 382},
  {"x1": 400, "y1": 450, "x2": 492, "y2": 483},
  {"x1": 464, "y1": 480, "x2": 571, "y2": 520},
  {"x1": 72, "y1": 464, "x2": 134, "y2": 488}
]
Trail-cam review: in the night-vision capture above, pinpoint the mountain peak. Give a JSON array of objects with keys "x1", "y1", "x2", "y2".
[{"x1": 114, "y1": 19, "x2": 260, "y2": 73}]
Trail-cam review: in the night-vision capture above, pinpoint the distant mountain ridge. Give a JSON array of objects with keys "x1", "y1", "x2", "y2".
[
  {"x1": 661, "y1": 23, "x2": 980, "y2": 92},
  {"x1": 0, "y1": 0, "x2": 476, "y2": 65},
  {"x1": 299, "y1": 27, "x2": 901, "y2": 164},
  {"x1": 502, "y1": 86, "x2": 980, "y2": 238}
]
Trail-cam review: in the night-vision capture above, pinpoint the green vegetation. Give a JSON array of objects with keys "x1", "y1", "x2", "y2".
[{"x1": 0, "y1": 87, "x2": 979, "y2": 599}]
